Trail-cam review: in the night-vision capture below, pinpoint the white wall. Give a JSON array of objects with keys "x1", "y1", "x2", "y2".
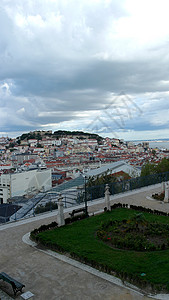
[
  {"x1": 11, "y1": 169, "x2": 52, "y2": 196},
  {"x1": 0, "y1": 169, "x2": 52, "y2": 202}
]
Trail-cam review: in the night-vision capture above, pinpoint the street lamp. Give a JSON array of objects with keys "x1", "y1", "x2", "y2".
[{"x1": 84, "y1": 176, "x2": 88, "y2": 216}]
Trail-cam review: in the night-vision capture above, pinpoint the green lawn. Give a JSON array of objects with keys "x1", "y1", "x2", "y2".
[{"x1": 34, "y1": 208, "x2": 169, "y2": 291}]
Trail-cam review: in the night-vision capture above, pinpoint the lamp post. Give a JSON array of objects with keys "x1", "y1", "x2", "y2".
[{"x1": 84, "y1": 176, "x2": 88, "y2": 216}]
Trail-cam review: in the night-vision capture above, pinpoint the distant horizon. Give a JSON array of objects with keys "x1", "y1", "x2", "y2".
[
  {"x1": 131, "y1": 138, "x2": 169, "y2": 142},
  {"x1": 1, "y1": 129, "x2": 169, "y2": 144}
]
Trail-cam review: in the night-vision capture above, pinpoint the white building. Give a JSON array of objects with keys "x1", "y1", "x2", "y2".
[
  {"x1": 0, "y1": 169, "x2": 52, "y2": 204},
  {"x1": 85, "y1": 161, "x2": 141, "y2": 178},
  {"x1": 0, "y1": 164, "x2": 12, "y2": 170},
  {"x1": 41, "y1": 139, "x2": 62, "y2": 146},
  {"x1": 28, "y1": 139, "x2": 38, "y2": 147}
]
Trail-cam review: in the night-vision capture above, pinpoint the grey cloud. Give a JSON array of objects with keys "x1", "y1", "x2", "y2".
[
  {"x1": 1, "y1": 0, "x2": 169, "y2": 138},
  {"x1": 10, "y1": 57, "x2": 169, "y2": 100}
]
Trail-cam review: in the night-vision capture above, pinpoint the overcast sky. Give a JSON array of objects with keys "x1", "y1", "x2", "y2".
[{"x1": 1, "y1": 0, "x2": 169, "y2": 140}]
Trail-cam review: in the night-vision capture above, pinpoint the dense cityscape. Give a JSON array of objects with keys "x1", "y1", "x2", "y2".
[{"x1": 0, "y1": 129, "x2": 168, "y2": 205}]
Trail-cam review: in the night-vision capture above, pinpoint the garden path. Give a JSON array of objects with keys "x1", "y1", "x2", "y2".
[{"x1": 1, "y1": 183, "x2": 168, "y2": 300}]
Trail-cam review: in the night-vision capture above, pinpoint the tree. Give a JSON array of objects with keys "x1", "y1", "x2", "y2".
[
  {"x1": 141, "y1": 163, "x2": 156, "y2": 177},
  {"x1": 87, "y1": 172, "x2": 119, "y2": 187},
  {"x1": 36, "y1": 133, "x2": 42, "y2": 140},
  {"x1": 152, "y1": 149, "x2": 156, "y2": 156},
  {"x1": 156, "y1": 158, "x2": 169, "y2": 173},
  {"x1": 141, "y1": 158, "x2": 169, "y2": 177},
  {"x1": 9, "y1": 142, "x2": 15, "y2": 148}
]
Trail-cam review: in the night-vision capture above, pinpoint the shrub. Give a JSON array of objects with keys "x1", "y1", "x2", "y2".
[{"x1": 35, "y1": 201, "x2": 58, "y2": 214}]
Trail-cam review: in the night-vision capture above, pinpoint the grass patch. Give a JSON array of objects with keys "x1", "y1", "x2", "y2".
[{"x1": 34, "y1": 208, "x2": 169, "y2": 292}]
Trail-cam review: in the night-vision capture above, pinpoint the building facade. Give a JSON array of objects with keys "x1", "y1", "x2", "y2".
[{"x1": 0, "y1": 169, "x2": 52, "y2": 204}]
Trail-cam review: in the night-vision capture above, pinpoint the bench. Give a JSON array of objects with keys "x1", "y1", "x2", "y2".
[
  {"x1": 69, "y1": 207, "x2": 87, "y2": 218},
  {"x1": 0, "y1": 272, "x2": 25, "y2": 296}
]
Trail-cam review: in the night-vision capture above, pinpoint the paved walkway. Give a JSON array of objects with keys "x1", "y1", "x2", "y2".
[
  {"x1": 0, "y1": 290, "x2": 13, "y2": 300},
  {"x1": 1, "y1": 184, "x2": 169, "y2": 300}
]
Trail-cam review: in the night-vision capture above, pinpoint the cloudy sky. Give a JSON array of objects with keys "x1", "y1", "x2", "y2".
[{"x1": 1, "y1": 0, "x2": 169, "y2": 140}]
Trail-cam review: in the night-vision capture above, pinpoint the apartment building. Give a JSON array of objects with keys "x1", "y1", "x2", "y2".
[{"x1": 0, "y1": 169, "x2": 52, "y2": 203}]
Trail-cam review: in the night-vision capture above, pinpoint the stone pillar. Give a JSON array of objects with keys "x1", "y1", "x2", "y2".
[
  {"x1": 57, "y1": 195, "x2": 65, "y2": 226},
  {"x1": 105, "y1": 184, "x2": 110, "y2": 211},
  {"x1": 164, "y1": 183, "x2": 169, "y2": 203},
  {"x1": 161, "y1": 182, "x2": 165, "y2": 193}
]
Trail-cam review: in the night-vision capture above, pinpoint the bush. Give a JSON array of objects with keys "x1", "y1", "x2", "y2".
[
  {"x1": 35, "y1": 202, "x2": 58, "y2": 214},
  {"x1": 97, "y1": 215, "x2": 169, "y2": 251},
  {"x1": 152, "y1": 192, "x2": 165, "y2": 201}
]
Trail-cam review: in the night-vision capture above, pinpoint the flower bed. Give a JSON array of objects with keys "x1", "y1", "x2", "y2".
[
  {"x1": 97, "y1": 213, "x2": 169, "y2": 251},
  {"x1": 31, "y1": 208, "x2": 169, "y2": 293}
]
